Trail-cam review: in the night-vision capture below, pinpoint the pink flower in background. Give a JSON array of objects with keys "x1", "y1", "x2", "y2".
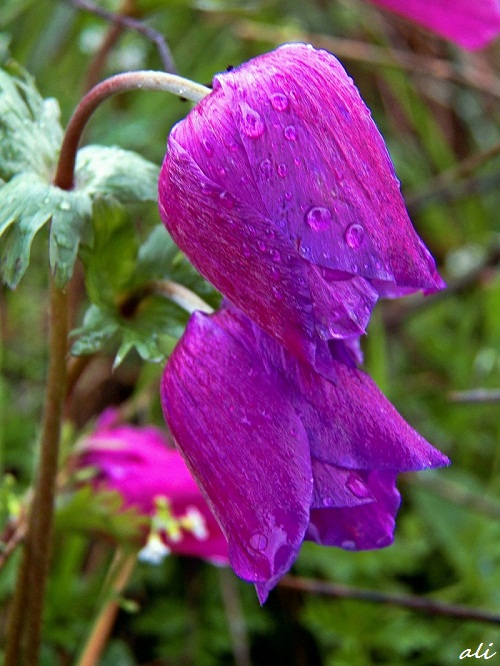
[
  {"x1": 77, "y1": 409, "x2": 229, "y2": 565},
  {"x1": 368, "y1": 0, "x2": 500, "y2": 50}
]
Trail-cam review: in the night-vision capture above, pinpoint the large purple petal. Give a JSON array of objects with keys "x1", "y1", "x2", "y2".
[
  {"x1": 159, "y1": 44, "x2": 444, "y2": 377},
  {"x1": 368, "y1": 0, "x2": 500, "y2": 50},
  {"x1": 161, "y1": 311, "x2": 313, "y2": 592},
  {"x1": 306, "y1": 471, "x2": 401, "y2": 550}
]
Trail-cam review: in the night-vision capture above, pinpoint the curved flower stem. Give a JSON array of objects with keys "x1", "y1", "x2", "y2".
[
  {"x1": 54, "y1": 70, "x2": 211, "y2": 190},
  {"x1": 279, "y1": 576, "x2": 500, "y2": 625}
]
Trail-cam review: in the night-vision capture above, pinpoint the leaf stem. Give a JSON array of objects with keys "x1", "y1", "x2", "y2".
[
  {"x1": 54, "y1": 70, "x2": 211, "y2": 190},
  {"x1": 77, "y1": 550, "x2": 136, "y2": 666}
]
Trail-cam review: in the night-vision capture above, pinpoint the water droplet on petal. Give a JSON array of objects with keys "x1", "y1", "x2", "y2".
[
  {"x1": 202, "y1": 139, "x2": 214, "y2": 156},
  {"x1": 299, "y1": 245, "x2": 311, "y2": 258},
  {"x1": 270, "y1": 266, "x2": 281, "y2": 281},
  {"x1": 250, "y1": 532, "x2": 268, "y2": 551},
  {"x1": 59, "y1": 201, "x2": 71, "y2": 211},
  {"x1": 316, "y1": 324, "x2": 330, "y2": 340},
  {"x1": 240, "y1": 104, "x2": 265, "y2": 138},
  {"x1": 217, "y1": 165, "x2": 226, "y2": 176},
  {"x1": 346, "y1": 474, "x2": 371, "y2": 499},
  {"x1": 277, "y1": 163, "x2": 287, "y2": 178},
  {"x1": 341, "y1": 540, "x2": 356, "y2": 550},
  {"x1": 284, "y1": 125, "x2": 297, "y2": 141},
  {"x1": 270, "y1": 92, "x2": 289, "y2": 111},
  {"x1": 242, "y1": 242, "x2": 251, "y2": 258},
  {"x1": 306, "y1": 206, "x2": 332, "y2": 231},
  {"x1": 259, "y1": 159, "x2": 272, "y2": 179},
  {"x1": 345, "y1": 223, "x2": 365, "y2": 249},
  {"x1": 219, "y1": 191, "x2": 235, "y2": 209},
  {"x1": 270, "y1": 248, "x2": 281, "y2": 262},
  {"x1": 257, "y1": 240, "x2": 267, "y2": 252},
  {"x1": 284, "y1": 191, "x2": 293, "y2": 201},
  {"x1": 272, "y1": 286, "x2": 284, "y2": 300}
]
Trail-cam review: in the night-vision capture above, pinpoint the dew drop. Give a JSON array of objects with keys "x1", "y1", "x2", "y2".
[
  {"x1": 242, "y1": 243, "x2": 251, "y2": 258},
  {"x1": 270, "y1": 92, "x2": 289, "y2": 111},
  {"x1": 202, "y1": 139, "x2": 214, "y2": 156},
  {"x1": 272, "y1": 286, "x2": 284, "y2": 300},
  {"x1": 345, "y1": 223, "x2": 365, "y2": 249},
  {"x1": 299, "y1": 245, "x2": 311, "y2": 258},
  {"x1": 277, "y1": 163, "x2": 287, "y2": 178},
  {"x1": 217, "y1": 165, "x2": 226, "y2": 176},
  {"x1": 270, "y1": 248, "x2": 281, "y2": 262},
  {"x1": 59, "y1": 201, "x2": 71, "y2": 211},
  {"x1": 259, "y1": 159, "x2": 272, "y2": 179},
  {"x1": 257, "y1": 240, "x2": 267, "y2": 252},
  {"x1": 250, "y1": 532, "x2": 268, "y2": 550},
  {"x1": 316, "y1": 324, "x2": 330, "y2": 340},
  {"x1": 284, "y1": 191, "x2": 293, "y2": 201},
  {"x1": 240, "y1": 105, "x2": 265, "y2": 138},
  {"x1": 284, "y1": 125, "x2": 297, "y2": 141},
  {"x1": 219, "y1": 191, "x2": 235, "y2": 209},
  {"x1": 341, "y1": 540, "x2": 356, "y2": 550},
  {"x1": 270, "y1": 266, "x2": 281, "y2": 281},
  {"x1": 346, "y1": 474, "x2": 371, "y2": 499},
  {"x1": 306, "y1": 206, "x2": 332, "y2": 231}
]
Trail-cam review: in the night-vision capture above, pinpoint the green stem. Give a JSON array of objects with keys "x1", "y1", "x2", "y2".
[
  {"x1": 54, "y1": 70, "x2": 210, "y2": 190},
  {"x1": 6, "y1": 68, "x2": 210, "y2": 665}
]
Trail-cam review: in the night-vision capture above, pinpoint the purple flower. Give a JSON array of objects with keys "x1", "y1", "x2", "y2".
[
  {"x1": 161, "y1": 303, "x2": 449, "y2": 602},
  {"x1": 368, "y1": 0, "x2": 500, "y2": 50},
  {"x1": 77, "y1": 409, "x2": 229, "y2": 564},
  {"x1": 158, "y1": 44, "x2": 444, "y2": 379}
]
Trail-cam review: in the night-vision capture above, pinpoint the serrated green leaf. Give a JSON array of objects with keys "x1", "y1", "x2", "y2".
[
  {"x1": 0, "y1": 173, "x2": 92, "y2": 288},
  {"x1": 70, "y1": 305, "x2": 120, "y2": 356},
  {"x1": 75, "y1": 145, "x2": 159, "y2": 203},
  {"x1": 0, "y1": 60, "x2": 62, "y2": 181}
]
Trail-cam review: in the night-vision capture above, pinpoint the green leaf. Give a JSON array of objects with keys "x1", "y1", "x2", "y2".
[
  {"x1": 55, "y1": 486, "x2": 147, "y2": 543},
  {"x1": 75, "y1": 145, "x2": 159, "y2": 203},
  {"x1": 70, "y1": 305, "x2": 120, "y2": 357},
  {"x1": 0, "y1": 173, "x2": 92, "y2": 288},
  {"x1": 0, "y1": 60, "x2": 62, "y2": 181},
  {"x1": 80, "y1": 200, "x2": 138, "y2": 308}
]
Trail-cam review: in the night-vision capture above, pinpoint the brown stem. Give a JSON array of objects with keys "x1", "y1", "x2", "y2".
[
  {"x1": 5, "y1": 281, "x2": 69, "y2": 665},
  {"x1": 227, "y1": 18, "x2": 500, "y2": 98},
  {"x1": 279, "y1": 576, "x2": 500, "y2": 625},
  {"x1": 71, "y1": 0, "x2": 177, "y2": 75},
  {"x1": 218, "y1": 568, "x2": 251, "y2": 666},
  {"x1": 54, "y1": 70, "x2": 210, "y2": 190},
  {"x1": 77, "y1": 551, "x2": 136, "y2": 666}
]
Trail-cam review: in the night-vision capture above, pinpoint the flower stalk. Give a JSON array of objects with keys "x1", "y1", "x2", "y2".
[{"x1": 6, "y1": 68, "x2": 210, "y2": 665}]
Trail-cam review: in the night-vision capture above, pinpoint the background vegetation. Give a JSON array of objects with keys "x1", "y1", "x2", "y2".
[{"x1": 1, "y1": 0, "x2": 500, "y2": 664}]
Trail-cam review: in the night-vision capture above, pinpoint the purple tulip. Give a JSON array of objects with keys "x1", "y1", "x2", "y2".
[
  {"x1": 161, "y1": 303, "x2": 449, "y2": 602},
  {"x1": 77, "y1": 409, "x2": 229, "y2": 564},
  {"x1": 368, "y1": 0, "x2": 500, "y2": 50},
  {"x1": 159, "y1": 44, "x2": 444, "y2": 379}
]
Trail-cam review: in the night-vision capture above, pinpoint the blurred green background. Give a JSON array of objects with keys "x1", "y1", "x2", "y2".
[{"x1": 1, "y1": 0, "x2": 500, "y2": 664}]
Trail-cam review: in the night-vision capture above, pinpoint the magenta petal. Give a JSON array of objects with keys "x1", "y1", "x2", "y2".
[
  {"x1": 161, "y1": 312, "x2": 313, "y2": 588},
  {"x1": 368, "y1": 0, "x2": 500, "y2": 50},
  {"x1": 306, "y1": 471, "x2": 401, "y2": 550},
  {"x1": 311, "y1": 459, "x2": 374, "y2": 509},
  {"x1": 295, "y1": 358, "x2": 450, "y2": 472},
  {"x1": 159, "y1": 44, "x2": 444, "y2": 375}
]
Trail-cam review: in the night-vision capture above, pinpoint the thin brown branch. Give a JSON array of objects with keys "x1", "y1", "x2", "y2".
[
  {"x1": 226, "y1": 18, "x2": 500, "y2": 98},
  {"x1": 279, "y1": 576, "x2": 500, "y2": 625},
  {"x1": 448, "y1": 389, "x2": 500, "y2": 404},
  {"x1": 71, "y1": 0, "x2": 177, "y2": 74}
]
